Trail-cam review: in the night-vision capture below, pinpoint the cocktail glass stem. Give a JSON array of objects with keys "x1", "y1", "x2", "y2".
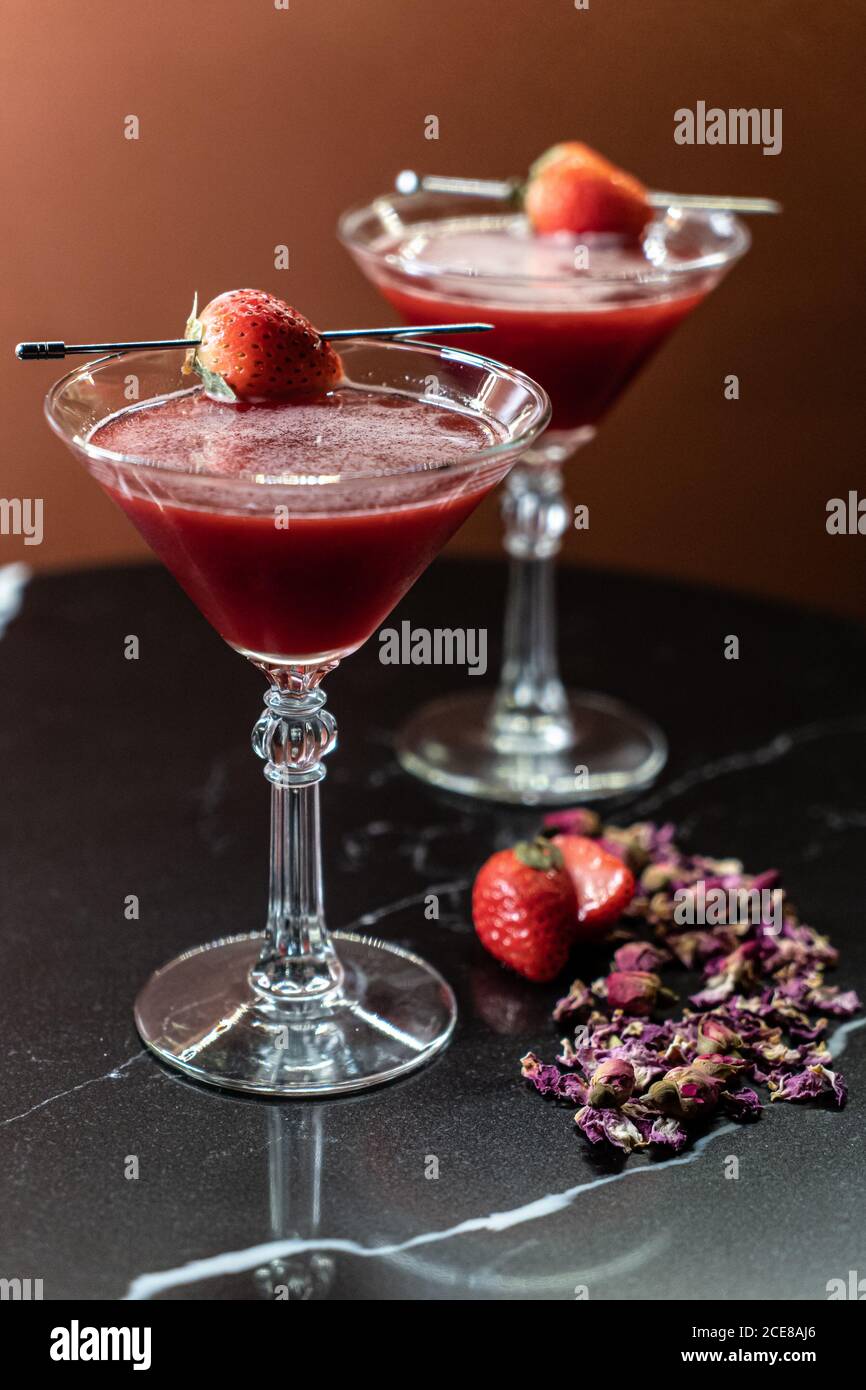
[
  {"x1": 394, "y1": 430, "x2": 667, "y2": 803},
  {"x1": 489, "y1": 456, "x2": 573, "y2": 755},
  {"x1": 132, "y1": 655, "x2": 459, "y2": 1093},
  {"x1": 250, "y1": 672, "x2": 342, "y2": 1003}
]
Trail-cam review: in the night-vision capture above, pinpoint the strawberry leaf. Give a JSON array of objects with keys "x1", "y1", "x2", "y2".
[
  {"x1": 514, "y1": 838, "x2": 564, "y2": 872},
  {"x1": 182, "y1": 292, "x2": 201, "y2": 377},
  {"x1": 190, "y1": 358, "x2": 237, "y2": 402},
  {"x1": 181, "y1": 291, "x2": 236, "y2": 401}
]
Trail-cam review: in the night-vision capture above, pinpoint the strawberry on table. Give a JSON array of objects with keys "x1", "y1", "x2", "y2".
[
  {"x1": 525, "y1": 142, "x2": 651, "y2": 241},
  {"x1": 184, "y1": 289, "x2": 342, "y2": 403},
  {"x1": 552, "y1": 833, "x2": 635, "y2": 934},
  {"x1": 472, "y1": 839, "x2": 576, "y2": 983}
]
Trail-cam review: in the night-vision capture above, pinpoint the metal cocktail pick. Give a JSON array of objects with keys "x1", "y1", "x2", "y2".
[
  {"x1": 394, "y1": 169, "x2": 782, "y2": 216},
  {"x1": 14, "y1": 322, "x2": 494, "y2": 362}
]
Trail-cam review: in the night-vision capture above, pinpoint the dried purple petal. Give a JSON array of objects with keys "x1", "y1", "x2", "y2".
[
  {"x1": 751, "y1": 869, "x2": 780, "y2": 893},
  {"x1": 787, "y1": 1018, "x2": 827, "y2": 1044},
  {"x1": 521, "y1": 816, "x2": 858, "y2": 1158},
  {"x1": 542, "y1": 807, "x2": 601, "y2": 837},
  {"x1": 805, "y1": 986, "x2": 861, "y2": 1018},
  {"x1": 667, "y1": 934, "x2": 722, "y2": 967},
  {"x1": 721, "y1": 1087, "x2": 762, "y2": 1120},
  {"x1": 552, "y1": 978, "x2": 592, "y2": 1022},
  {"x1": 647, "y1": 1116, "x2": 690, "y2": 1151},
  {"x1": 613, "y1": 941, "x2": 669, "y2": 974},
  {"x1": 519, "y1": 1053, "x2": 562, "y2": 1095},
  {"x1": 597, "y1": 823, "x2": 655, "y2": 873},
  {"x1": 690, "y1": 979, "x2": 737, "y2": 1008},
  {"x1": 639, "y1": 862, "x2": 679, "y2": 893},
  {"x1": 575, "y1": 1104, "x2": 647, "y2": 1152},
  {"x1": 769, "y1": 1064, "x2": 847, "y2": 1108},
  {"x1": 622, "y1": 1019, "x2": 672, "y2": 1046},
  {"x1": 752, "y1": 1035, "x2": 803, "y2": 1066},
  {"x1": 520, "y1": 1053, "x2": 588, "y2": 1104},
  {"x1": 556, "y1": 1073, "x2": 589, "y2": 1104}
]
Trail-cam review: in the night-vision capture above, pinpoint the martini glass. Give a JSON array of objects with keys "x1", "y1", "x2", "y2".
[
  {"x1": 340, "y1": 192, "x2": 750, "y2": 804},
  {"x1": 45, "y1": 340, "x2": 549, "y2": 1096}
]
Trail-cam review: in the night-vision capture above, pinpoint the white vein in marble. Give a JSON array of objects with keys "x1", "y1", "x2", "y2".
[
  {"x1": 123, "y1": 1014, "x2": 866, "y2": 1301},
  {"x1": 0, "y1": 1051, "x2": 147, "y2": 1127},
  {"x1": 632, "y1": 715, "x2": 866, "y2": 817},
  {"x1": 124, "y1": 1122, "x2": 740, "y2": 1300}
]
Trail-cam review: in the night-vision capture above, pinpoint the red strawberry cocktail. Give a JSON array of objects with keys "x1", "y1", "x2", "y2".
[
  {"x1": 340, "y1": 145, "x2": 751, "y2": 806},
  {"x1": 375, "y1": 224, "x2": 708, "y2": 432},
  {"x1": 45, "y1": 292, "x2": 550, "y2": 1097},
  {"x1": 93, "y1": 387, "x2": 503, "y2": 665}
]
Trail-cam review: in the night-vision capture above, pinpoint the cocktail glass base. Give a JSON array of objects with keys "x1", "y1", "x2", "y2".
[
  {"x1": 134, "y1": 931, "x2": 456, "y2": 1097},
  {"x1": 395, "y1": 689, "x2": 667, "y2": 806}
]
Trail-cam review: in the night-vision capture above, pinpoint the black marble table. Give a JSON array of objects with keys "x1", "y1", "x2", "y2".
[{"x1": 1, "y1": 558, "x2": 865, "y2": 1301}]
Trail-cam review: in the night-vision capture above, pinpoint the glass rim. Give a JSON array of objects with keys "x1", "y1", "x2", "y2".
[
  {"x1": 338, "y1": 194, "x2": 753, "y2": 289},
  {"x1": 44, "y1": 338, "x2": 552, "y2": 489}
]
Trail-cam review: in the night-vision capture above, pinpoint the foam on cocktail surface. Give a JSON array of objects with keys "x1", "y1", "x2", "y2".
[
  {"x1": 93, "y1": 387, "x2": 501, "y2": 483},
  {"x1": 376, "y1": 214, "x2": 716, "y2": 308}
]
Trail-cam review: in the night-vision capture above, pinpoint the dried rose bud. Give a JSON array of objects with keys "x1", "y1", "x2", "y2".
[
  {"x1": 647, "y1": 1065, "x2": 722, "y2": 1119},
  {"x1": 667, "y1": 931, "x2": 720, "y2": 968},
  {"x1": 647, "y1": 891, "x2": 677, "y2": 924},
  {"x1": 697, "y1": 1016, "x2": 743, "y2": 1055},
  {"x1": 640, "y1": 862, "x2": 678, "y2": 893},
  {"x1": 614, "y1": 941, "x2": 668, "y2": 974},
  {"x1": 605, "y1": 970, "x2": 673, "y2": 1016},
  {"x1": 587, "y1": 1058, "x2": 636, "y2": 1109},
  {"x1": 599, "y1": 826, "x2": 650, "y2": 873},
  {"x1": 701, "y1": 856, "x2": 743, "y2": 877},
  {"x1": 723, "y1": 941, "x2": 762, "y2": 987},
  {"x1": 691, "y1": 1054, "x2": 749, "y2": 1081},
  {"x1": 543, "y1": 807, "x2": 601, "y2": 837}
]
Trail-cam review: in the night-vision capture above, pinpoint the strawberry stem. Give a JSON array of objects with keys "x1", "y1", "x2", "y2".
[
  {"x1": 514, "y1": 837, "x2": 564, "y2": 871},
  {"x1": 181, "y1": 292, "x2": 236, "y2": 401}
]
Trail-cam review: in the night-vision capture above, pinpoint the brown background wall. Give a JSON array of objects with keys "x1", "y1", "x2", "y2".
[{"x1": 1, "y1": 0, "x2": 863, "y2": 617}]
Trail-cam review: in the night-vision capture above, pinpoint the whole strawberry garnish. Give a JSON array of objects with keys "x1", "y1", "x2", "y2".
[
  {"x1": 184, "y1": 290, "x2": 342, "y2": 403},
  {"x1": 472, "y1": 838, "x2": 576, "y2": 983},
  {"x1": 552, "y1": 833, "x2": 635, "y2": 934},
  {"x1": 525, "y1": 142, "x2": 651, "y2": 241}
]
